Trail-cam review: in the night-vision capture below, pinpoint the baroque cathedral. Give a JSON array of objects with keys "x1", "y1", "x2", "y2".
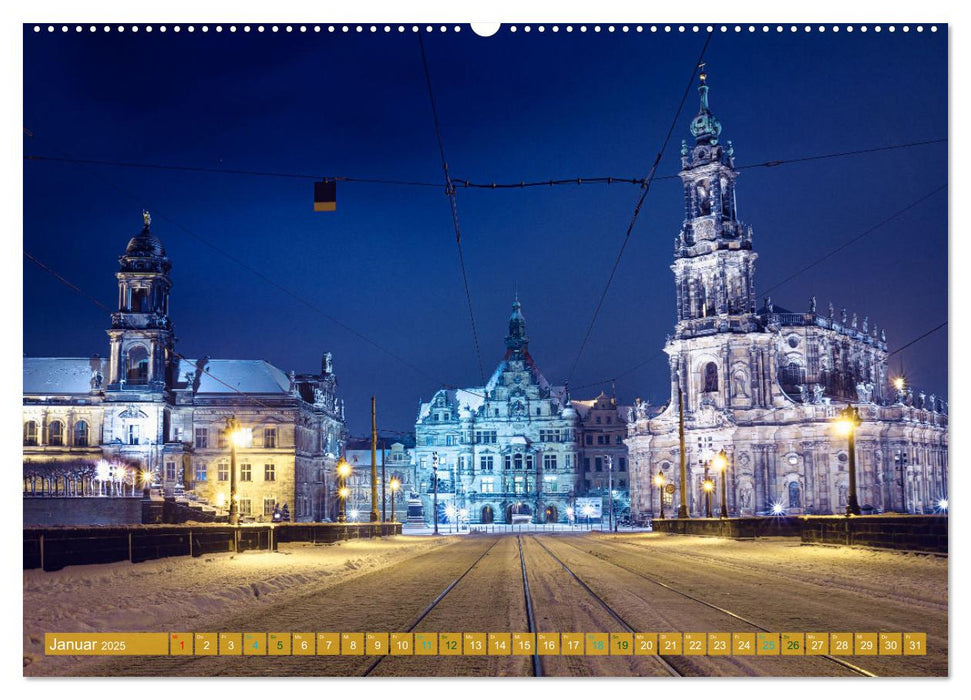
[
  {"x1": 23, "y1": 214, "x2": 347, "y2": 522},
  {"x1": 625, "y1": 73, "x2": 948, "y2": 518}
]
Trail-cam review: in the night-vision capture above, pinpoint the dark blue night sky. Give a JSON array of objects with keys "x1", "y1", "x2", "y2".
[{"x1": 23, "y1": 25, "x2": 948, "y2": 435}]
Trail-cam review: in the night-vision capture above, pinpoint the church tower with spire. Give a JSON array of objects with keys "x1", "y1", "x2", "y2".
[{"x1": 105, "y1": 211, "x2": 176, "y2": 397}]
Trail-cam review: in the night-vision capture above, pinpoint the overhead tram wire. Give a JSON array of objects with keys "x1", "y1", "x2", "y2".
[
  {"x1": 417, "y1": 33, "x2": 486, "y2": 385},
  {"x1": 759, "y1": 183, "x2": 947, "y2": 298},
  {"x1": 24, "y1": 250, "x2": 279, "y2": 413},
  {"x1": 570, "y1": 186, "x2": 949, "y2": 394},
  {"x1": 25, "y1": 138, "x2": 946, "y2": 190},
  {"x1": 887, "y1": 321, "x2": 947, "y2": 359},
  {"x1": 23, "y1": 130, "x2": 491, "y2": 402},
  {"x1": 565, "y1": 34, "x2": 712, "y2": 387}
]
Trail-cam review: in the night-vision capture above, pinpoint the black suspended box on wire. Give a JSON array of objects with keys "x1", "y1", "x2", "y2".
[{"x1": 314, "y1": 180, "x2": 337, "y2": 212}]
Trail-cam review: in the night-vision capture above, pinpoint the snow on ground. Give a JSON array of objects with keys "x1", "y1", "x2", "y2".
[
  {"x1": 23, "y1": 535, "x2": 455, "y2": 674},
  {"x1": 602, "y1": 533, "x2": 948, "y2": 611}
]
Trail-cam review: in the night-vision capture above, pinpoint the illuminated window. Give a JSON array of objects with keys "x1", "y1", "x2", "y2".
[
  {"x1": 23, "y1": 421, "x2": 38, "y2": 446},
  {"x1": 194, "y1": 462, "x2": 207, "y2": 482},
  {"x1": 48, "y1": 420, "x2": 64, "y2": 446},
  {"x1": 74, "y1": 420, "x2": 89, "y2": 447},
  {"x1": 481, "y1": 477, "x2": 495, "y2": 493}
]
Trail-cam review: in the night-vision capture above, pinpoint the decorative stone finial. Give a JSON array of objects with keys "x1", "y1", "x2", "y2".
[{"x1": 142, "y1": 210, "x2": 152, "y2": 228}]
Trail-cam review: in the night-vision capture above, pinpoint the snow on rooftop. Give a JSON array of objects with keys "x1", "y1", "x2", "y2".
[
  {"x1": 178, "y1": 359, "x2": 291, "y2": 394},
  {"x1": 23, "y1": 358, "x2": 101, "y2": 395}
]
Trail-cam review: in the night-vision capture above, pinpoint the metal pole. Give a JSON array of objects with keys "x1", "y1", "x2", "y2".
[
  {"x1": 227, "y1": 416, "x2": 239, "y2": 525},
  {"x1": 391, "y1": 487, "x2": 395, "y2": 524},
  {"x1": 607, "y1": 455, "x2": 614, "y2": 532},
  {"x1": 677, "y1": 381, "x2": 689, "y2": 518},
  {"x1": 720, "y1": 449, "x2": 729, "y2": 518},
  {"x1": 370, "y1": 397, "x2": 379, "y2": 522},
  {"x1": 704, "y1": 465, "x2": 712, "y2": 518},
  {"x1": 846, "y1": 407, "x2": 862, "y2": 516},
  {"x1": 381, "y1": 441, "x2": 387, "y2": 522},
  {"x1": 432, "y1": 451, "x2": 439, "y2": 535}
]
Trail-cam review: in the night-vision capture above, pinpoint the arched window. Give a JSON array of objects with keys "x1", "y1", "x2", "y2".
[
  {"x1": 23, "y1": 421, "x2": 38, "y2": 446},
  {"x1": 788, "y1": 482, "x2": 801, "y2": 509},
  {"x1": 74, "y1": 420, "x2": 89, "y2": 447},
  {"x1": 48, "y1": 420, "x2": 64, "y2": 447},
  {"x1": 126, "y1": 345, "x2": 150, "y2": 384},
  {"x1": 703, "y1": 362, "x2": 719, "y2": 393}
]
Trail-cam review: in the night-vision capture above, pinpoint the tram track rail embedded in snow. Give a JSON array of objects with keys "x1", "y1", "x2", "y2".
[{"x1": 553, "y1": 537, "x2": 878, "y2": 678}]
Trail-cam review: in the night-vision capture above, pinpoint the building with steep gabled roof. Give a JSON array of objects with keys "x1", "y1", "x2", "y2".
[{"x1": 23, "y1": 213, "x2": 347, "y2": 524}]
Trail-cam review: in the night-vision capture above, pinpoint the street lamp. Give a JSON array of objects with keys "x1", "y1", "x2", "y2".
[
  {"x1": 712, "y1": 449, "x2": 729, "y2": 518},
  {"x1": 654, "y1": 470, "x2": 665, "y2": 520},
  {"x1": 702, "y1": 476, "x2": 715, "y2": 518},
  {"x1": 336, "y1": 457, "x2": 352, "y2": 523},
  {"x1": 834, "y1": 405, "x2": 863, "y2": 516},
  {"x1": 445, "y1": 504, "x2": 457, "y2": 534},
  {"x1": 605, "y1": 455, "x2": 615, "y2": 532},
  {"x1": 431, "y1": 451, "x2": 440, "y2": 535},
  {"x1": 389, "y1": 477, "x2": 401, "y2": 524},
  {"x1": 225, "y1": 416, "x2": 244, "y2": 525}
]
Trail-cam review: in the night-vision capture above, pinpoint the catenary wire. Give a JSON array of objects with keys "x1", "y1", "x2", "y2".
[
  {"x1": 24, "y1": 138, "x2": 946, "y2": 189},
  {"x1": 417, "y1": 33, "x2": 486, "y2": 385},
  {"x1": 566, "y1": 34, "x2": 712, "y2": 386}
]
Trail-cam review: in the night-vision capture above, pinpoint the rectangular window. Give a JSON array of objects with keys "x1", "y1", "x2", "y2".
[
  {"x1": 128, "y1": 424, "x2": 139, "y2": 445},
  {"x1": 596, "y1": 416, "x2": 602, "y2": 424},
  {"x1": 585, "y1": 434, "x2": 593, "y2": 445},
  {"x1": 565, "y1": 454, "x2": 572, "y2": 468},
  {"x1": 264, "y1": 427, "x2": 277, "y2": 448},
  {"x1": 217, "y1": 431, "x2": 227, "y2": 449},
  {"x1": 218, "y1": 462, "x2": 229, "y2": 481},
  {"x1": 263, "y1": 498, "x2": 276, "y2": 516},
  {"x1": 595, "y1": 457, "x2": 603, "y2": 472},
  {"x1": 514, "y1": 476, "x2": 524, "y2": 494},
  {"x1": 194, "y1": 462, "x2": 207, "y2": 482},
  {"x1": 544, "y1": 454, "x2": 557, "y2": 470},
  {"x1": 616, "y1": 435, "x2": 623, "y2": 444},
  {"x1": 265, "y1": 464, "x2": 276, "y2": 481},
  {"x1": 504, "y1": 456, "x2": 511, "y2": 470},
  {"x1": 584, "y1": 457, "x2": 590, "y2": 471},
  {"x1": 526, "y1": 455, "x2": 533, "y2": 470},
  {"x1": 481, "y1": 477, "x2": 495, "y2": 494},
  {"x1": 195, "y1": 427, "x2": 208, "y2": 449},
  {"x1": 619, "y1": 458, "x2": 627, "y2": 471},
  {"x1": 165, "y1": 461, "x2": 176, "y2": 481},
  {"x1": 514, "y1": 454, "x2": 523, "y2": 470},
  {"x1": 239, "y1": 498, "x2": 252, "y2": 516},
  {"x1": 240, "y1": 463, "x2": 252, "y2": 481},
  {"x1": 446, "y1": 434, "x2": 454, "y2": 446},
  {"x1": 480, "y1": 455, "x2": 494, "y2": 471},
  {"x1": 597, "y1": 435, "x2": 605, "y2": 445}
]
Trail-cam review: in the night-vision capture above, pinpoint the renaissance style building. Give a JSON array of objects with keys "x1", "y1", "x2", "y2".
[
  {"x1": 625, "y1": 73, "x2": 948, "y2": 519},
  {"x1": 414, "y1": 300, "x2": 632, "y2": 525},
  {"x1": 23, "y1": 213, "x2": 347, "y2": 522}
]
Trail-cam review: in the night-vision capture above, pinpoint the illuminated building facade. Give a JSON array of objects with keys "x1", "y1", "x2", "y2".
[
  {"x1": 22, "y1": 214, "x2": 347, "y2": 522},
  {"x1": 626, "y1": 75, "x2": 948, "y2": 519}
]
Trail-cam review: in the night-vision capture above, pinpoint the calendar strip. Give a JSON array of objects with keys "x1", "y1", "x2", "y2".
[{"x1": 44, "y1": 632, "x2": 926, "y2": 656}]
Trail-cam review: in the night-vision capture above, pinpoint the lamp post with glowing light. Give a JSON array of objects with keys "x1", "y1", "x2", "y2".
[
  {"x1": 225, "y1": 416, "x2": 242, "y2": 525},
  {"x1": 431, "y1": 451, "x2": 440, "y2": 535},
  {"x1": 336, "y1": 457, "x2": 352, "y2": 523},
  {"x1": 702, "y1": 473, "x2": 714, "y2": 519},
  {"x1": 654, "y1": 470, "x2": 665, "y2": 520},
  {"x1": 389, "y1": 477, "x2": 401, "y2": 524},
  {"x1": 712, "y1": 449, "x2": 729, "y2": 518},
  {"x1": 834, "y1": 405, "x2": 863, "y2": 516},
  {"x1": 893, "y1": 376, "x2": 906, "y2": 404}
]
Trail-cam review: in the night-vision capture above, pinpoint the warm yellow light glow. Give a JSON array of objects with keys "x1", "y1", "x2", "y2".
[
  {"x1": 231, "y1": 429, "x2": 248, "y2": 447},
  {"x1": 337, "y1": 459, "x2": 352, "y2": 478},
  {"x1": 703, "y1": 479, "x2": 715, "y2": 492},
  {"x1": 834, "y1": 418, "x2": 854, "y2": 437},
  {"x1": 139, "y1": 469, "x2": 152, "y2": 486},
  {"x1": 215, "y1": 492, "x2": 226, "y2": 507},
  {"x1": 389, "y1": 478, "x2": 401, "y2": 492},
  {"x1": 712, "y1": 452, "x2": 728, "y2": 472},
  {"x1": 654, "y1": 473, "x2": 664, "y2": 487},
  {"x1": 893, "y1": 376, "x2": 906, "y2": 391},
  {"x1": 338, "y1": 486, "x2": 350, "y2": 499}
]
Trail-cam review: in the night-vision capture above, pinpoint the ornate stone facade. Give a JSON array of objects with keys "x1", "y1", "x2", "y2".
[
  {"x1": 626, "y1": 74, "x2": 948, "y2": 519},
  {"x1": 415, "y1": 300, "x2": 631, "y2": 525},
  {"x1": 23, "y1": 214, "x2": 347, "y2": 522}
]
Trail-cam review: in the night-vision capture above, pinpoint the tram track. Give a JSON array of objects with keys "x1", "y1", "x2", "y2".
[
  {"x1": 526, "y1": 535, "x2": 683, "y2": 677},
  {"x1": 362, "y1": 535, "x2": 504, "y2": 676},
  {"x1": 548, "y1": 536, "x2": 877, "y2": 677}
]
